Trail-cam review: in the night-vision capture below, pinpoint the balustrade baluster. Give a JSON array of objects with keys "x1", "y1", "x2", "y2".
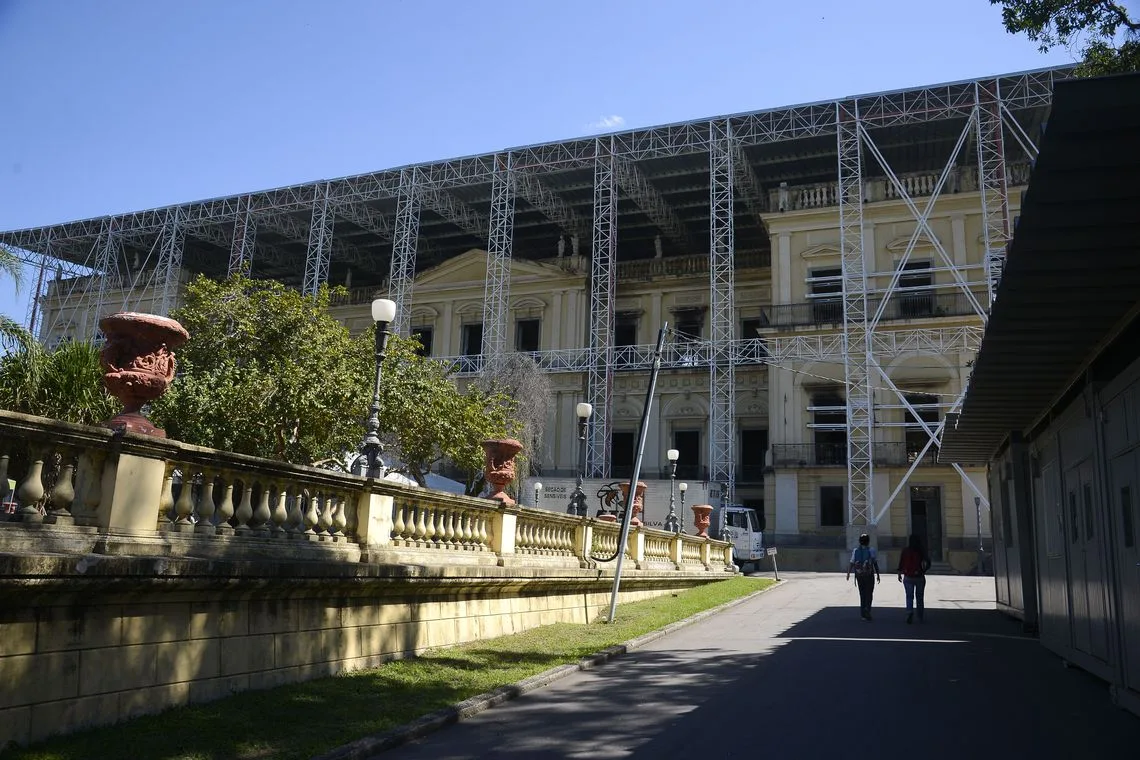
[
  {"x1": 422, "y1": 506, "x2": 436, "y2": 544},
  {"x1": 158, "y1": 468, "x2": 175, "y2": 527},
  {"x1": 216, "y1": 475, "x2": 235, "y2": 535},
  {"x1": 286, "y1": 488, "x2": 305, "y2": 534},
  {"x1": 17, "y1": 449, "x2": 46, "y2": 522},
  {"x1": 46, "y1": 450, "x2": 77, "y2": 525},
  {"x1": 270, "y1": 486, "x2": 288, "y2": 536},
  {"x1": 235, "y1": 479, "x2": 255, "y2": 534},
  {"x1": 303, "y1": 492, "x2": 320, "y2": 537},
  {"x1": 461, "y1": 512, "x2": 474, "y2": 549},
  {"x1": 444, "y1": 510, "x2": 456, "y2": 548},
  {"x1": 414, "y1": 506, "x2": 428, "y2": 546},
  {"x1": 392, "y1": 501, "x2": 406, "y2": 543},
  {"x1": 0, "y1": 454, "x2": 9, "y2": 509},
  {"x1": 195, "y1": 472, "x2": 217, "y2": 534},
  {"x1": 318, "y1": 493, "x2": 334, "y2": 539},
  {"x1": 333, "y1": 495, "x2": 348, "y2": 538},
  {"x1": 252, "y1": 483, "x2": 272, "y2": 535},
  {"x1": 173, "y1": 467, "x2": 195, "y2": 527},
  {"x1": 476, "y1": 515, "x2": 489, "y2": 549}
]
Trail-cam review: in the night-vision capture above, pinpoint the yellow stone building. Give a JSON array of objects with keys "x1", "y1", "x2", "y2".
[{"x1": 5, "y1": 67, "x2": 1066, "y2": 571}]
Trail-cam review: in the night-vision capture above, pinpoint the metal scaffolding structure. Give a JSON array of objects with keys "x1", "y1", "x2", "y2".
[
  {"x1": 708, "y1": 119, "x2": 737, "y2": 503},
  {"x1": 482, "y1": 154, "x2": 515, "y2": 366},
  {"x1": 0, "y1": 65, "x2": 1072, "y2": 509},
  {"x1": 587, "y1": 137, "x2": 617, "y2": 478},
  {"x1": 836, "y1": 100, "x2": 875, "y2": 528}
]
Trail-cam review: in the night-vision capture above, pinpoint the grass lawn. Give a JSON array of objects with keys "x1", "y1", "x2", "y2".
[{"x1": 5, "y1": 576, "x2": 776, "y2": 760}]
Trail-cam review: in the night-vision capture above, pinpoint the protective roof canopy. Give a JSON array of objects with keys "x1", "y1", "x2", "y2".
[{"x1": 939, "y1": 72, "x2": 1140, "y2": 464}]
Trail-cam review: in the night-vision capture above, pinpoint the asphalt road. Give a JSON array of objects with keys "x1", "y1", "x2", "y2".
[{"x1": 380, "y1": 572, "x2": 1140, "y2": 759}]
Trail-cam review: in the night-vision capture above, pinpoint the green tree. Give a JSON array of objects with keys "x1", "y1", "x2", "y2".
[
  {"x1": 0, "y1": 245, "x2": 22, "y2": 289},
  {"x1": 151, "y1": 274, "x2": 517, "y2": 487},
  {"x1": 151, "y1": 275, "x2": 371, "y2": 464},
  {"x1": 378, "y1": 335, "x2": 517, "y2": 493},
  {"x1": 992, "y1": 1, "x2": 1140, "y2": 75},
  {"x1": 0, "y1": 326, "x2": 117, "y2": 426}
]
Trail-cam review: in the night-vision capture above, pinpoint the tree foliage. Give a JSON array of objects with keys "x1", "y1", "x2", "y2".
[
  {"x1": 0, "y1": 326, "x2": 117, "y2": 426},
  {"x1": 378, "y1": 336, "x2": 517, "y2": 494},
  {"x1": 150, "y1": 274, "x2": 517, "y2": 489},
  {"x1": 151, "y1": 275, "x2": 372, "y2": 464},
  {"x1": 992, "y1": 0, "x2": 1140, "y2": 75},
  {"x1": 0, "y1": 245, "x2": 22, "y2": 291},
  {"x1": 475, "y1": 353, "x2": 551, "y2": 477}
]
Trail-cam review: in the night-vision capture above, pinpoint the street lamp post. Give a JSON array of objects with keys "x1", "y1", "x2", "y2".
[
  {"x1": 534, "y1": 481, "x2": 543, "y2": 509},
  {"x1": 975, "y1": 495, "x2": 984, "y2": 575},
  {"x1": 678, "y1": 482, "x2": 688, "y2": 532},
  {"x1": 567, "y1": 402, "x2": 593, "y2": 516},
  {"x1": 664, "y1": 448, "x2": 680, "y2": 532},
  {"x1": 353, "y1": 298, "x2": 397, "y2": 479}
]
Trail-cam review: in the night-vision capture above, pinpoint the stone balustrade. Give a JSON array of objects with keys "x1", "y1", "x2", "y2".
[
  {"x1": 768, "y1": 162, "x2": 1032, "y2": 212},
  {"x1": 0, "y1": 408, "x2": 734, "y2": 572},
  {"x1": 0, "y1": 407, "x2": 737, "y2": 749}
]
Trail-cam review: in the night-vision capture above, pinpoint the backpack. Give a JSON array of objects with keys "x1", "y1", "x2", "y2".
[
  {"x1": 852, "y1": 546, "x2": 876, "y2": 577},
  {"x1": 899, "y1": 548, "x2": 924, "y2": 577}
]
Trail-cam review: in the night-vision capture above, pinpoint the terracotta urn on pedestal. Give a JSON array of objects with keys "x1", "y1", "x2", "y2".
[
  {"x1": 481, "y1": 438, "x2": 524, "y2": 506},
  {"x1": 691, "y1": 504, "x2": 713, "y2": 538},
  {"x1": 99, "y1": 312, "x2": 190, "y2": 438},
  {"x1": 618, "y1": 481, "x2": 648, "y2": 526}
]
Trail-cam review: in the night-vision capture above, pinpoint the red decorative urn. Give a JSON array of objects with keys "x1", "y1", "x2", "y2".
[
  {"x1": 99, "y1": 312, "x2": 190, "y2": 438},
  {"x1": 618, "y1": 480, "x2": 648, "y2": 526},
  {"x1": 691, "y1": 504, "x2": 713, "y2": 538},
  {"x1": 481, "y1": 438, "x2": 524, "y2": 505}
]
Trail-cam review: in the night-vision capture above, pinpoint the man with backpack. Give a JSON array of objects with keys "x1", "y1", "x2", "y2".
[
  {"x1": 845, "y1": 533, "x2": 880, "y2": 621},
  {"x1": 896, "y1": 533, "x2": 932, "y2": 624}
]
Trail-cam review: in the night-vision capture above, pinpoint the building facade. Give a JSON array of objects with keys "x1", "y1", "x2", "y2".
[{"x1": 3, "y1": 68, "x2": 1068, "y2": 571}]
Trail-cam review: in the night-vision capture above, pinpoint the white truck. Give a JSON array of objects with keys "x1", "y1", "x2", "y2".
[{"x1": 709, "y1": 504, "x2": 768, "y2": 573}]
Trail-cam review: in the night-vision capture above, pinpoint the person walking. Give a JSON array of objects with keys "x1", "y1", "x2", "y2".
[
  {"x1": 897, "y1": 533, "x2": 932, "y2": 624},
  {"x1": 846, "y1": 533, "x2": 880, "y2": 621}
]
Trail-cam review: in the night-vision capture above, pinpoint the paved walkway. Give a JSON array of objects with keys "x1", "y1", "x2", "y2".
[{"x1": 383, "y1": 572, "x2": 1140, "y2": 759}]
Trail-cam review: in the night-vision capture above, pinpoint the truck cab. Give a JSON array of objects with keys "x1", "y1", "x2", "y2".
[{"x1": 710, "y1": 504, "x2": 766, "y2": 572}]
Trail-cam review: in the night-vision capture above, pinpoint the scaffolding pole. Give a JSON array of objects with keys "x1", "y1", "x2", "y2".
[
  {"x1": 92, "y1": 219, "x2": 122, "y2": 340},
  {"x1": 228, "y1": 195, "x2": 256, "y2": 276},
  {"x1": 708, "y1": 119, "x2": 737, "y2": 504},
  {"x1": 156, "y1": 208, "x2": 184, "y2": 316},
  {"x1": 586, "y1": 136, "x2": 617, "y2": 479},
  {"x1": 481, "y1": 153, "x2": 515, "y2": 368},
  {"x1": 389, "y1": 167, "x2": 421, "y2": 336},
  {"x1": 836, "y1": 100, "x2": 874, "y2": 529},
  {"x1": 303, "y1": 182, "x2": 335, "y2": 297},
  {"x1": 976, "y1": 79, "x2": 1011, "y2": 305},
  {"x1": 23, "y1": 246, "x2": 48, "y2": 337}
]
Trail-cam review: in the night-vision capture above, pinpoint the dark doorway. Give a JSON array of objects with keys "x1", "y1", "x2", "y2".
[
  {"x1": 674, "y1": 430, "x2": 701, "y2": 480},
  {"x1": 909, "y1": 486, "x2": 944, "y2": 561},
  {"x1": 611, "y1": 431, "x2": 635, "y2": 479}
]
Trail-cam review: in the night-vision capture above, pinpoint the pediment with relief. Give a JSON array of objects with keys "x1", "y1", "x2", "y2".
[
  {"x1": 885, "y1": 234, "x2": 940, "y2": 254},
  {"x1": 415, "y1": 249, "x2": 581, "y2": 290},
  {"x1": 799, "y1": 243, "x2": 840, "y2": 260}
]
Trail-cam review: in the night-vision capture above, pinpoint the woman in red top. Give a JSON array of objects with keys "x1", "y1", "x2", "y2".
[{"x1": 896, "y1": 533, "x2": 931, "y2": 624}]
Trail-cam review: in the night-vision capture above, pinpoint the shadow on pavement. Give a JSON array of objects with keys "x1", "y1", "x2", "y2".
[{"x1": 390, "y1": 603, "x2": 1140, "y2": 759}]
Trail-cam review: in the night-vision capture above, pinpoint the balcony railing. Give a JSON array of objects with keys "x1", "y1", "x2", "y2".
[
  {"x1": 615, "y1": 250, "x2": 771, "y2": 281},
  {"x1": 768, "y1": 162, "x2": 1031, "y2": 212},
  {"x1": 771, "y1": 442, "x2": 942, "y2": 468},
  {"x1": 759, "y1": 291, "x2": 981, "y2": 330}
]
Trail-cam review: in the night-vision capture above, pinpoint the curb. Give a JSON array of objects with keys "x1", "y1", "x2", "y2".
[{"x1": 312, "y1": 578, "x2": 783, "y2": 760}]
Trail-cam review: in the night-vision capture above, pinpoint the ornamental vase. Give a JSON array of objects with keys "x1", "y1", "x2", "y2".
[
  {"x1": 691, "y1": 504, "x2": 713, "y2": 538},
  {"x1": 618, "y1": 480, "x2": 648, "y2": 526},
  {"x1": 99, "y1": 312, "x2": 190, "y2": 438},
  {"x1": 481, "y1": 438, "x2": 524, "y2": 505}
]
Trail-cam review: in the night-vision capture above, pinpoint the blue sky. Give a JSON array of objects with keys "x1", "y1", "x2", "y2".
[{"x1": 0, "y1": 0, "x2": 1075, "y2": 327}]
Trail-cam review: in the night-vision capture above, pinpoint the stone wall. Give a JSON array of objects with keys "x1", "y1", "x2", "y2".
[{"x1": 0, "y1": 551, "x2": 717, "y2": 749}]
